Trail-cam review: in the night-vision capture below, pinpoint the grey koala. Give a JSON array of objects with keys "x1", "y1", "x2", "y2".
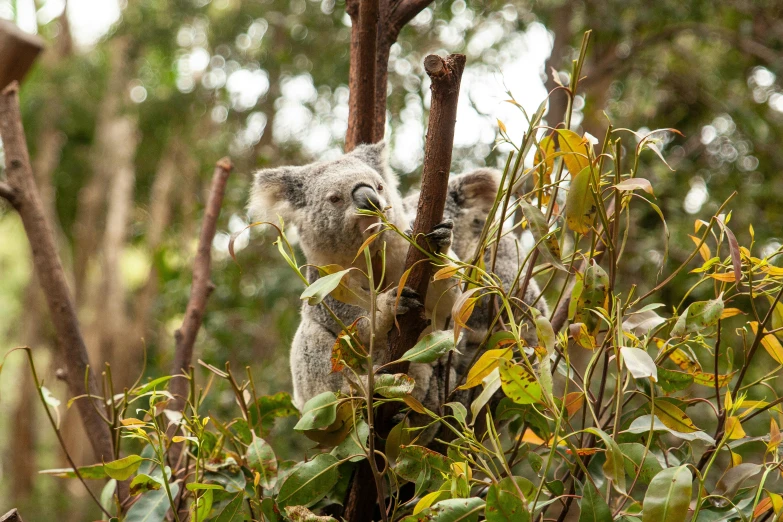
[
  {"x1": 404, "y1": 169, "x2": 549, "y2": 380},
  {"x1": 248, "y1": 141, "x2": 459, "y2": 414}
]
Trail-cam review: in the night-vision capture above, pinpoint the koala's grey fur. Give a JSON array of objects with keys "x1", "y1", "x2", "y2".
[
  {"x1": 249, "y1": 142, "x2": 458, "y2": 415},
  {"x1": 404, "y1": 169, "x2": 549, "y2": 379}
]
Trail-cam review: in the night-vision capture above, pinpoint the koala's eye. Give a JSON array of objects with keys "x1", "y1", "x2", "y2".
[
  {"x1": 377, "y1": 183, "x2": 384, "y2": 192},
  {"x1": 328, "y1": 194, "x2": 341, "y2": 204}
]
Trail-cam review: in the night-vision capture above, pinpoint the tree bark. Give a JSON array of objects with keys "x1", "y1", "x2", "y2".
[
  {"x1": 345, "y1": 0, "x2": 380, "y2": 151},
  {"x1": 386, "y1": 54, "x2": 466, "y2": 368},
  {"x1": 543, "y1": 5, "x2": 572, "y2": 129},
  {"x1": 0, "y1": 509, "x2": 24, "y2": 522},
  {"x1": 0, "y1": 19, "x2": 44, "y2": 89},
  {"x1": 343, "y1": 54, "x2": 466, "y2": 522},
  {"x1": 0, "y1": 82, "x2": 114, "y2": 462},
  {"x1": 170, "y1": 158, "x2": 233, "y2": 407}
]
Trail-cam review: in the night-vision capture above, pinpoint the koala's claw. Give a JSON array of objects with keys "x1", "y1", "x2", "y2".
[
  {"x1": 395, "y1": 286, "x2": 424, "y2": 316},
  {"x1": 425, "y1": 219, "x2": 454, "y2": 251}
]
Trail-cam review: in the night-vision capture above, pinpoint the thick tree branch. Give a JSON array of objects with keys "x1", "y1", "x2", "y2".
[
  {"x1": 170, "y1": 157, "x2": 233, "y2": 408},
  {"x1": 0, "y1": 19, "x2": 44, "y2": 89},
  {"x1": 0, "y1": 181, "x2": 17, "y2": 208},
  {"x1": 386, "y1": 54, "x2": 466, "y2": 368},
  {"x1": 346, "y1": 0, "x2": 380, "y2": 151},
  {"x1": 343, "y1": 54, "x2": 466, "y2": 522},
  {"x1": 372, "y1": 0, "x2": 434, "y2": 141},
  {"x1": 0, "y1": 82, "x2": 114, "y2": 461}
]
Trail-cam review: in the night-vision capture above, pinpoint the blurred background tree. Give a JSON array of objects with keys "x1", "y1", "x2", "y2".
[{"x1": 0, "y1": 0, "x2": 781, "y2": 519}]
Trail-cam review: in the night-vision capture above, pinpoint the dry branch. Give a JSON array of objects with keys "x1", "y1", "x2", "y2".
[
  {"x1": 0, "y1": 82, "x2": 114, "y2": 461},
  {"x1": 0, "y1": 509, "x2": 24, "y2": 522},
  {"x1": 170, "y1": 157, "x2": 233, "y2": 408}
]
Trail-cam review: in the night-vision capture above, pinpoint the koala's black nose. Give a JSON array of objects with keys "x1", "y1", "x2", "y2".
[{"x1": 352, "y1": 184, "x2": 381, "y2": 211}]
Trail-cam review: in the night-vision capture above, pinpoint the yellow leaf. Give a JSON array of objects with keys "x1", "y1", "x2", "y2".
[
  {"x1": 692, "y1": 371, "x2": 733, "y2": 388},
  {"x1": 565, "y1": 165, "x2": 597, "y2": 235},
  {"x1": 770, "y1": 418, "x2": 781, "y2": 451},
  {"x1": 689, "y1": 235, "x2": 711, "y2": 262},
  {"x1": 669, "y1": 349, "x2": 702, "y2": 373},
  {"x1": 556, "y1": 129, "x2": 592, "y2": 175},
  {"x1": 534, "y1": 135, "x2": 556, "y2": 190},
  {"x1": 458, "y1": 348, "x2": 513, "y2": 390},
  {"x1": 771, "y1": 492, "x2": 783, "y2": 514},
  {"x1": 433, "y1": 264, "x2": 460, "y2": 281},
  {"x1": 725, "y1": 416, "x2": 746, "y2": 439},
  {"x1": 520, "y1": 429, "x2": 547, "y2": 446},
  {"x1": 565, "y1": 392, "x2": 584, "y2": 417},
  {"x1": 730, "y1": 449, "x2": 742, "y2": 467},
  {"x1": 497, "y1": 118, "x2": 507, "y2": 134},
  {"x1": 121, "y1": 418, "x2": 146, "y2": 426},
  {"x1": 569, "y1": 322, "x2": 597, "y2": 350},
  {"x1": 414, "y1": 490, "x2": 448, "y2": 515},
  {"x1": 403, "y1": 395, "x2": 426, "y2": 414},
  {"x1": 654, "y1": 401, "x2": 698, "y2": 433},
  {"x1": 750, "y1": 322, "x2": 783, "y2": 364},
  {"x1": 720, "y1": 308, "x2": 744, "y2": 319},
  {"x1": 694, "y1": 219, "x2": 709, "y2": 233},
  {"x1": 709, "y1": 272, "x2": 737, "y2": 283},
  {"x1": 451, "y1": 287, "x2": 481, "y2": 344},
  {"x1": 725, "y1": 391, "x2": 733, "y2": 412}
]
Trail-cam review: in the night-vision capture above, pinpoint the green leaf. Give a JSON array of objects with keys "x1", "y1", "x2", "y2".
[
  {"x1": 446, "y1": 402, "x2": 468, "y2": 427},
  {"x1": 566, "y1": 165, "x2": 598, "y2": 234},
  {"x1": 498, "y1": 359, "x2": 542, "y2": 405},
  {"x1": 656, "y1": 368, "x2": 694, "y2": 393},
  {"x1": 671, "y1": 297, "x2": 724, "y2": 337},
  {"x1": 300, "y1": 269, "x2": 351, "y2": 305},
  {"x1": 204, "y1": 460, "x2": 246, "y2": 493},
  {"x1": 402, "y1": 497, "x2": 485, "y2": 522},
  {"x1": 395, "y1": 445, "x2": 451, "y2": 493},
  {"x1": 642, "y1": 465, "x2": 691, "y2": 522},
  {"x1": 579, "y1": 481, "x2": 612, "y2": 522},
  {"x1": 246, "y1": 433, "x2": 278, "y2": 489},
  {"x1": 293, "y1": 391, "x2": 339, "y2": 431},
  {"x1": 212, "y1": 492, "x2": 244, "y2": 522},
  {"x1": 619, "y1": 443, "x2": 663, "y2": 484},
  {"x1": 652, "y1": 400, "x2": 698, "y2": 433},
  {"x1": 519, "y1": 200, "x2": 565, "y2": 270},
  {"x1": 584, "y1": 428, "x2": 626, "y2": 493},
  {"x1": 191, "y1": 488, "x2": 213, "y2": 521},
  {"x1": 276, "y1": 453, "x2": 340, "y2": 508},
  {"x1": 134, "y1": 375, "x2": 175, "y2": 395},
  {"x1": 124, "y1": 482, "x2": 179, "y2": 522},
  {"x1": 39, "y1": 463, "x2": 108, "y2": 479},
  {"x1": 574, "y1": 261, "x2": 609, "y2": 333},
  {"x1": 374, "y1": 373, "x2": 416, "y2": 398},
  {"x1": 486, "y1": 477, "x2": 531, "y2": 522},
  {"x1": 626, "y1": 415, "x2": 715, "y2": 444},
  {"x1": 399, "y1": 330, "x2": 455, "y2": 363},
  {"x1": 129, "y1": 473, "x2": 164, "y2": 495},
  {"x1": 103, "y1": 455, "x2": 144, "y2": 481},
  {"x1": 621, "y1": 347, "x2": 658, "y2": 382},
  {"x1": 331, "y1": 418, "x2": 369, "y2": 462},
  {"x1": 247, "y1": 392, "x2": 298, "y2": 433},
  {"x1": 101, "y1": 478, "x2": 117, "y2": 516},
  {"x1": 711, "y1": 463, "x2": 761, "y2": 508}
]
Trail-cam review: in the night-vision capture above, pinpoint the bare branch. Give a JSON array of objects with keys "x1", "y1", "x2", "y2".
[
  {"x1": 345, "y1": 0, "x2": 380, "y2": 151},
  {"x1": 170, "y1": 157, "x2": 233, "y2": 407},
  {"x1": 0, "y1": 82, "x2": 114, "y2": 461},
  {"x1": 0, "y1": 509, "x2": 24, "y2": 522}
]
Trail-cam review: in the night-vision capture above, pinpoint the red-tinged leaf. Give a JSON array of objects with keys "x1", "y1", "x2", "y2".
[{"x1": 717, "y1": 218, "x2": 743, "y2": 284}]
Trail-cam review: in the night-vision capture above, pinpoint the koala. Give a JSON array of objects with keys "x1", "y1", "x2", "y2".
[
  {"x1": 248, "y1": 142, "x2": 459, "y2": 414},
  {"x1": 404, "y1": 169, "x2": 550, "y2": 380}
]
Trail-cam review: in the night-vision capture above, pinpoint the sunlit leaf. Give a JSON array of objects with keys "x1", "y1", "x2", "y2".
[
  {"x1": 458, "y1": 347, "x2": 513, "y2": 390},
  {"x1": 642, "y1": 465, "x2": 691, "y2": 522},
  {"x1": 498, "y1": 359, "x2": 542, "y2": 405},
  {"x1": 749, "y1": 322, "x2": 783, "y2": 364},
  {"x1": 725, "y1": 416, "x2": 746, "y2": 439},
  {"x1": 300, "y1": 269, "x2": 351, "y2": 305},
  {"x1": 103, "y1": 455, "x2": 144, "y2": 481},
  {"x1": 614, "y1": 177, "x2": 654, "y2": 196},
  {"x1": 670, "y1": 297, "x2": 724, "y2": 337},
  {"x1": 621, "y1": 347, "x2": 658, "y2": 382}
]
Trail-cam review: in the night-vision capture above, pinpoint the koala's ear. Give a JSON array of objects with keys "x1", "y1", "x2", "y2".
[
  {"x1": 349, "y1": 140, "x2": 390, "y2": 178},
  {"x1": 452, "y1": 169, "x2": 502, "y2": 212},
  {"x1": 248, "y1": 166, "x2": 306, "y2": 225}
]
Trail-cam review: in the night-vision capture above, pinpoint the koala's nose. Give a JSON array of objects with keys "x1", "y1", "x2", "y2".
[{"x1": 352, "y1": 184, "x2": 381, "y2": 211}]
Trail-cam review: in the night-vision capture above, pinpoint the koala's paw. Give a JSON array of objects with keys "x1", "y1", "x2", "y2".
[
  {"x1": 425, "y1": 219, "x2": 454, "y2": 252},
  {"x1": 394, "y1": 286, "x2": 424, "y2": 316}
]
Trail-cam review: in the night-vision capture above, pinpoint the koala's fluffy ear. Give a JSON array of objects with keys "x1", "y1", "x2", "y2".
[
  {"x1": 348, "y1": 141, "x2": 396, "y2": 187},
  {"x1": 453, "y1": 169, "x2": 502, "y2": 213},
  {"x1": 248, "y1": 166, "x2": 306, "y2": 224}
]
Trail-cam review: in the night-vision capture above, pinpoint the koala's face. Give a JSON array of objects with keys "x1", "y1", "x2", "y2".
[{"x1": 249, "y1": 142, "x2": 401, "y2": 266}]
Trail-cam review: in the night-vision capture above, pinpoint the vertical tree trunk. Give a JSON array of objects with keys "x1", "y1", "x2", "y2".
[
  {"x1": 345, "y1": 0, "x2": 380, "y2": 151},
  {"x1": 543, "y1": 5, "x2": 572, "y2": 129}
]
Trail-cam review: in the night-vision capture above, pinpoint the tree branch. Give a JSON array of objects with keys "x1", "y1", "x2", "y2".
[
  {"x1": 0, "y1": 82, "x2": 114, "y2": 461},
  {"x1": 386, "y1": 53, "x2": 466, "y2": 368},
  {"x1": 170, "y1": 157, "x2": 233, "y2": 408},
  {"x1": 0, "y1": 181, "x2": 17, "y2": 208},
  {"x1": 343, "y1": 53, "x2": 466, "y2": 522},
  {"x1": 0, "y1": 509, "x2": 24, "y2": 522},
  {"x1": 346, "y1": 0, "x2": 380, "y2": 151}
]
